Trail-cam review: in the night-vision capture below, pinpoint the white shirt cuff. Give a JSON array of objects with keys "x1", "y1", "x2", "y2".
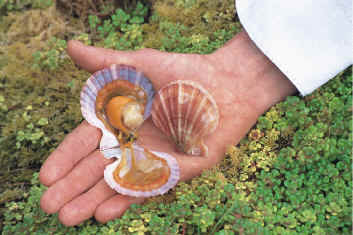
[{"x1": 236, "y1": 0, "x2": 352, "y2": 95}]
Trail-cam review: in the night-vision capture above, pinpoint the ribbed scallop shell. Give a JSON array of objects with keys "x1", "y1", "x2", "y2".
[
  {"x1": 80, "y1": 64, "x2": 155, "y2": 158},
  {"x1": 151, "y1": 80, "x2": 219, "y2": 156},
  {"x1": 104, "y1": 145, "x2": 180, "y2": 197}
]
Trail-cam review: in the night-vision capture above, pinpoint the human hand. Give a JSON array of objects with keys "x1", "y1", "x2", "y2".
[{"x1": 39, "y1": 31, "x2": 297, "y2": 226}]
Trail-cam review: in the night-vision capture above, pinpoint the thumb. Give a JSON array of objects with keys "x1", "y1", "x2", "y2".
[{"x1": 67, "y1": 40, "x2": 167, "y2": 75}]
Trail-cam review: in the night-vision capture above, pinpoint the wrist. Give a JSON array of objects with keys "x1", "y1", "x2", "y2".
[{"x1": 208, "y1": 30, "x2": 297, "y2": 116}]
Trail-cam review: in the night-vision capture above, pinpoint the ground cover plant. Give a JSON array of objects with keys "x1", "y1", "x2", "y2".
[{"x1": 0, "y1": 1, "x2": 351, "y2": 234}]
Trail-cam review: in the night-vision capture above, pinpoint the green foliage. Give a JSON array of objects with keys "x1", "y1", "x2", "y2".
[
  {"x1": 89, "y1": 2, "x2": 148, "y2": 50},
  {"x1": 2, "y1": 172, "x2": 263, "y2": 235},
  {"x1": 225, "y1": 71, "x2": 352, "y2": 234},
  {"x1": 2, "y1": 173, "x2": 76, "y2": 235},
  {"x1": 157, "y1": 21, "x2": 237, "y2": 54},
  {"x1": 15, "y1": 107, "x2": 50, "y2": 149},
  {"x1": 32, "y1": 37, "x2": 67, "y2": 71},
  {"x1": 86, "y1": 0, "x2": 240, "y2": 53},
  {"x1": 57, "y1": 0, "x2": 147, "y2": 23}
]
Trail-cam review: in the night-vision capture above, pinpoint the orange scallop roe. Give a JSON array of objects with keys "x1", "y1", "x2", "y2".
[
  {"x1": 113, "y1": 149, "x2": 171, "y2": 191},
  {"x1": 105, "y1": 96, "x2": 134, "y2": 134}
]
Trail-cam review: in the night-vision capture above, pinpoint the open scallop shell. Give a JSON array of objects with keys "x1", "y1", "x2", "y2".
[
  {"x1": 81, "y1": 65, "x2": 180, "y2": 197},
  {"x1": 104, "y1": 145, "x2": 180, "y2": 197},
  {"x1": 80, "y1": 64, "x2": 155, "y2": 158},
  {"x1": 151, "y1": 80, "x2": 219, "y2": 156}
]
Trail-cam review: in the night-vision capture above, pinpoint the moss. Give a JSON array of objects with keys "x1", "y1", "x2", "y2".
[
  {"x1": 0, "y1": 6, "x2": 89, "y2": 221},
  {"x1": 5, "y1": 6, "x2": 69, "y2": 44},
  {"x1": 153, "y1": 0, "x2": 237, "y2": 31},
  {"x1": 0, "y1": 0, "x2": 53, "y2": 16},
  {"x1": 141, "y1": 0, "x2": 240, "y2": 53},
  {"x1": 0, "y1": 42, "x2": 87, "y2": 181}
]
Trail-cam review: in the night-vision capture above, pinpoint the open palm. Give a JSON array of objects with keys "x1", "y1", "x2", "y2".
[{"x1": 39, "y1": 31, "x2": 296, "y2": 226}]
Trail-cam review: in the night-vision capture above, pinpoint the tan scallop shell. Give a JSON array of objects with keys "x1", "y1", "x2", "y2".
[{"x1": 151, "y1": 80, "x2": 219, "y2": 156}]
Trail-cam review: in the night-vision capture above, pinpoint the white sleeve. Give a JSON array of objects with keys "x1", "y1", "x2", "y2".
[{"x1": 236, "y1": 0, "x2": 352, "y2": 95}]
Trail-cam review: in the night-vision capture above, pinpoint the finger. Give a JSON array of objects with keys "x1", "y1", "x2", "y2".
[
  {"x1": 40, "y1": 151, "x2": 113, "y2": 214},
  {"x1": 67, "y1": 40, "x2": 167, "y2": 74},
  {"x1": 39, "y1": 121, "x2": 101, "y2": 186},
  {"x1": 67, "y1": 41, "x2": 214, "y2": 92},
  {"x1": 58, "y1": 180, "x2": 115, "y2": 226},
  {"x1": 95, "y1": 194, "x2": 144, "y2": 223}
]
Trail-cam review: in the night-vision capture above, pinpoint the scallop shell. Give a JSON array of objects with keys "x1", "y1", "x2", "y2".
[
  {"x1": 104, "y1": 145, "x2": 180, "y2": 197},
  {"x1": 151, "y1": 80, "x2": 219, "y2": 156},
  {"x1": 80, "y1": 64, "x2": 155, "y2": 158}
]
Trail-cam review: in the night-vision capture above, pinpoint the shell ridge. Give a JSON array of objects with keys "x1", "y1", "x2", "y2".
[
  {"x1": 169, "y1": 84, "x2": 179, "y2": 143},
  {"x1": 127, "y1": 67, "x2": 137, "y2": 84},
  {"x1": 182, "y1": 88, "x2": 203, "y2": 151},
  {"x1": 103, "y1": 68, "x2": 113, "y2": 84},
  {"x1": 82, "y1": 88, "x2": 96, "y2": 104},
  {"x1": 168, "y1": 83, "x2": 176, "y2": 142},
  {"x1": 86, "y1": 79, "x2": 98, "y2": 95},
  {"x1": 177, "y1": 81, "x2": 183, "y2": 145},
  {"x1": 189, "y1": 99, "x2": 213, "y2": 140},
  {"x1": 119, "y1": 67, "x2": 128, "y2": 80},
  {"x1": 90, "y1": 70, "x2": 105, "y2": 89},
  {"x1": 94, "y1": 71, "x2": 106, "y2": 89},
  {"x1": 185, "y1": 90, "x2": 217, "y2": 144},
  {"x1": 101, "y1": 69, "x2": 108, "y2": 85},
  {"x1": 159, "y1": 91, "x2": 177, "y2": 141},
  {"x1": 111, "y1": 64, "x2": 118, "y2": 80},
  {"x1": 134, "y1": 71, "x2": 142, "y2": 86},
  {"x1": 182, "y1": 84, "x2": 196, "y2": 149},
  {"x1": 186, "y1": 93, "x2": 207, "y2": 140},
  {"x1": 80, "y1": 101, "x2": 94, "y2": 112},
  {"x1": 181, "y1": 87, "x2": 196, "y2": 152}
]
